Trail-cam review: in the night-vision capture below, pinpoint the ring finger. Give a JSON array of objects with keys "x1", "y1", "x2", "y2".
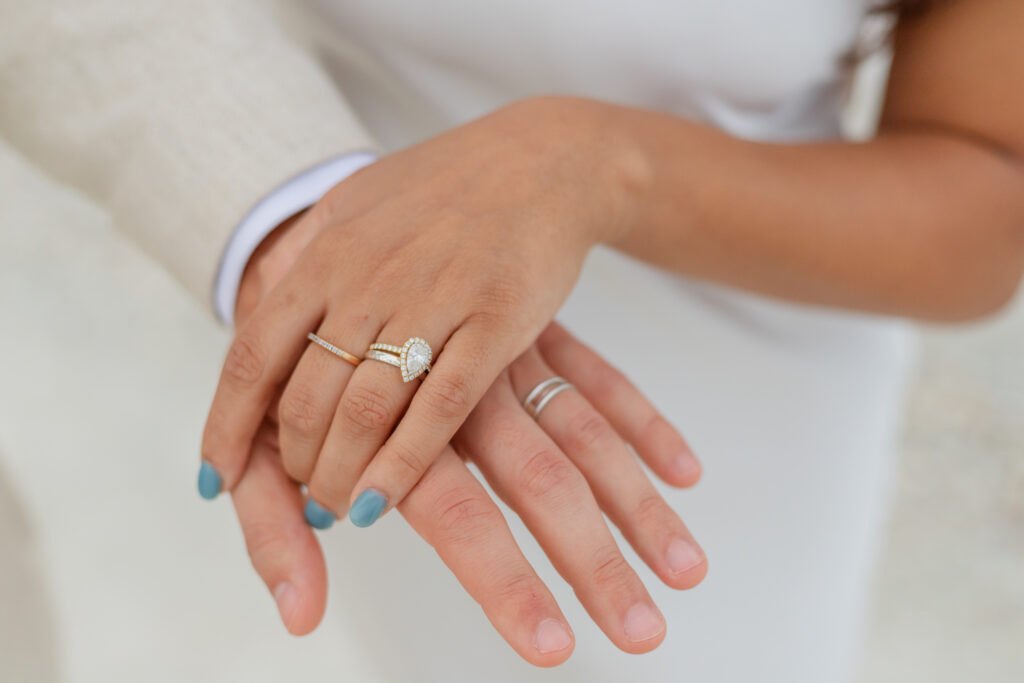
[
  {"x1": 508, "y1": 347, "x2": 707, "y2": 590},
  {"x1": 305, "y1": 312, "x2": 457, "y2": 526}
]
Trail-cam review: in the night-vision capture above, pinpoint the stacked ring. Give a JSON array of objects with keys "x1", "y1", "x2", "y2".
[
  {"x1": 523, "y1": 376, "x2": 575, "y2": 419},
  {"x1": 365, "y1": 337, "x2": 433, "y2": 382},
  {"x1": 307, "y1": 332, "x2": 361, "y2": 367}
]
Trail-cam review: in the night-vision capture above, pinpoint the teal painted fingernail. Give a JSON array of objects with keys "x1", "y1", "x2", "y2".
[
  {"x1": 304, "y1": 498, "x2": 336, "y2": 530},
  {"x1": 349, "y1": 489, "x2": 387, "y2": 528},
  {"x1": 197, "y1": 462, "x2": 222, "y2": 500}
]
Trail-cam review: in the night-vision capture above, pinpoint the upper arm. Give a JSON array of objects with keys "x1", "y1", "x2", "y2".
[{"x1": 881, "y1": 0, "x2": 1024, "y2": 160}]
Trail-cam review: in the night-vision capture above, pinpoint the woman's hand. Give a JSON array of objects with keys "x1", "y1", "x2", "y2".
[
  {"x1": 202, "y1": 97, "x2": 640, "y2": 525},
  {"x1": 222, "y1": 207, "x2": 706, "y2": 663}
]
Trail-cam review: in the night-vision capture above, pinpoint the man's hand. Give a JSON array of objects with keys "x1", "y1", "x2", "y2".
[{"x1": 230, "y1": 330, "x2": 706, "y2": 662}]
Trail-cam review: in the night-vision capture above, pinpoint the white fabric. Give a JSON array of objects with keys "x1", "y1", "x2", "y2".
[
  {"x1": 1, "y1": 1, "x2": 915, "y2": 682},
  {"x1": 275, "y1": 1, "x2": 911, "y2": 682},
  {"x1": 0, "y1": 139, "x2": 911, "y2": 683},
  {"x1": 213, "y1": 152, "x2": 377, "y2": 325},
  {"x1": 0, "y1": 0, "x2": 375, "y2": 310}
]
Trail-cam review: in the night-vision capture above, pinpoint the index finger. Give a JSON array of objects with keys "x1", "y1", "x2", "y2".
[{"x1": 199, "y1": 278, "x2": 323, "y2": 497}]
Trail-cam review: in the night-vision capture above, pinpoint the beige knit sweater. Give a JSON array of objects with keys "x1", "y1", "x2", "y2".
[{"x1": 0, "y1": 0, "x2": 374, "y2": 311}]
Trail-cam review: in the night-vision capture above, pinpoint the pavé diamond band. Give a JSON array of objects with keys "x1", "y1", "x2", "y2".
[
  {"x1": 365, "y1": 337, "x2": 433, "y2": 382},
  {"x1": 307, "y1": 332, "x2": 362, "y2": 367}
]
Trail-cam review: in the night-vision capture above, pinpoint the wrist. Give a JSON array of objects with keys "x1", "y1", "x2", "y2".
[
  {"x1": 591, "y1": 105, "x2": 710, "y2": 260},
  {"x1": 600, "y1": 107, "x2": 656, "y2": 249},
  {"x1": 508, "y1": 96, "x2": 652, "y2": 249}
]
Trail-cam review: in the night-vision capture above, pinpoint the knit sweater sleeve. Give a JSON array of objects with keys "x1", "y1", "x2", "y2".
[{"x1": 0, "y1": 0, "x2": 375, "y2": 312}]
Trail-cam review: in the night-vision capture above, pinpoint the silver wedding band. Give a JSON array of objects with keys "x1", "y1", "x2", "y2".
[{"x1": 523, "y1": 376, "x2": 575, "y2": 419}]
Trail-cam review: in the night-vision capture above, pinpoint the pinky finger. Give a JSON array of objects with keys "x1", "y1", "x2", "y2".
[{"x1": 536, "y1": 322, "x2": 701, "y2": 488}]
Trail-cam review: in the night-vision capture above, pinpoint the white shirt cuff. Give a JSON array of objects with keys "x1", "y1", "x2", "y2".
[{"x1": 213, "y1": 151, "x2": 378, "y2": 326}]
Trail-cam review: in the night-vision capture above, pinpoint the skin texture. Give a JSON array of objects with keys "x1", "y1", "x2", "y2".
[
  {"x1": 231, "y1": 246, "x2": 705, "y2": 662},
  {"x1": 601, "y1": 0, "x2": 1024, "y2": 320},
  {"x1": 202, "y1": 105, "x2": 623, "y2": 526},
  {"x1": 209, "y1": 0, "x2": 1024, "y2": 664}
]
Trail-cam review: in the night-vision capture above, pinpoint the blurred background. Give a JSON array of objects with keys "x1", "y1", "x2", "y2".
[
  {"x1": 859, "y1": 278, "x2": 1024, "y2": 682},
  {"x1": 1, "y1": 42, "x2": 1021, "y2": 683},
  {"x1": 846, "y1": 50, "x2": 1024, "y2": 683}
]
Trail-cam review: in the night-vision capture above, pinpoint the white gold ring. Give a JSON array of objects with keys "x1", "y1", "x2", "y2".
[
  {"x1": 523, "y1": 376, "x2": 575, "y2": 419},
  {"x1": 365, "y1": 337, "x2": 432, "y2": 382}
]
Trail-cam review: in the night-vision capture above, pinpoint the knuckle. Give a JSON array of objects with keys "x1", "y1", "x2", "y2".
[
  {"x1": 474, "y1": 276, "x2": 525, "y2": 315},
  {"x1": 423, "y1": 372, "x2": 475, "y2": 422},
  {"x1": 340, "y1": 385, "x2": 395, "y2": 434},
  {"x1": 433, "y1": 488, "x2": 502, "y2": 544},
  {"x1": 223, "y1": 332, "x2": 267, "y2": 385},
  {"x1": 564, "y1": 409, "x2": 615, "y2": 456},
  {"x1": 278, "y1": 386, "x2": 324, "y2": 435},
  {"x1": 517, "y1": 448, "x2": 581, "y2": 502},
  {"x1": 589, "y1": 545, "x2": 635, "y2": 590},
  {"x1": 632, "y1": 494, "x2": 670, "y2": 527},
  {"x1": 494, "y1": 571, "x2": 544, "y2": 605},
  {"x1": 390, "y1": 441, "x2": 431, "y2": 478}
]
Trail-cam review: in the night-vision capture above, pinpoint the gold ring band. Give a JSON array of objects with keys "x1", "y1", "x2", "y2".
[
  {"x1": 365, "y1": 337, "x2": 433, "y2": 382},
  {"x1": 307, "y1": 332, "x2": 361, "y2": 367}
]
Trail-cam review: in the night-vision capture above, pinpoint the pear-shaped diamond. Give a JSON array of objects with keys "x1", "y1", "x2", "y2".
[
  {"x1": 406, "y1": 344, "x2": 429, "y2": 374},
  {"x1": 400, "y1": 338, "x2": 432, "y2": 381}
]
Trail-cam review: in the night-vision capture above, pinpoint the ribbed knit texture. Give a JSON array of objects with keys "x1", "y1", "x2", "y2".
[{"x1": 0, "y1": 0, "x2": 375, "y2": 312}]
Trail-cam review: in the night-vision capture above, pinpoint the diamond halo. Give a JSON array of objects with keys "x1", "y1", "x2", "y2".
[{"x1": 399, "y1": 337, "x2": 432, "y2": 382}]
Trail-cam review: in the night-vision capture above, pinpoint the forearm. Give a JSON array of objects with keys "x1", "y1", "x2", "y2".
[{"x1": 604, "y1": 106, "x2": 1024, "y2": 321}]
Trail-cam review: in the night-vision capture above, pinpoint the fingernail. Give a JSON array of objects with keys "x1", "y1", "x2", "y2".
[
  {"x1": 349, "y1": 489, "x2": 387, "y2": 528},
  {"x1": 534, "y1": 618, "x2": 573, "y2": 654},
  {"x1": 624, "y1": 603, "x2": 665, "y2": 642},
  {"x1": 197, "y1": 461, "x2": 222, "y2": 500},
  {"x1": 666, "y1": 538, "x2": 704, "y2": 574},
  {"x1": 273, "y1": 582, "x2": 299, "y2": 629},
  {"x1": 303, "y1": 498, "x2": 336, "y2": 530}
]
